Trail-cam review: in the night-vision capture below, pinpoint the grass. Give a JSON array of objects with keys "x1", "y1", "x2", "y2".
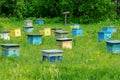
[{"x1": 0, "y1": 18, "x2": 120, "y2": 80}]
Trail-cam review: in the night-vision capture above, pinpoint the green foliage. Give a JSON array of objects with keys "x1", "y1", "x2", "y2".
[{"x1": 0, "y1": 0, "x2": 118, "y2": 23}]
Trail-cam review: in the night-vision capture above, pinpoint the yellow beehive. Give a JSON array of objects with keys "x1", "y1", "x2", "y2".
[
  {"x1": 70, "y1": 24, "x2": 80, "y2": 29},
  {"x1": 10, "y1": 28, "x2": 21, "y2": 37},
  {"x1": 40, "y1": 28, "x2": 51, "y2": 36},
  {"x1": 56, "y1": 38, "x2": 72, "y2": 49}
]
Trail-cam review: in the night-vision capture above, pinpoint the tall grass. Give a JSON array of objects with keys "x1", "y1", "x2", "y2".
[{"x1": 0, "y1": 18, "x2": 120, "y2": 80}]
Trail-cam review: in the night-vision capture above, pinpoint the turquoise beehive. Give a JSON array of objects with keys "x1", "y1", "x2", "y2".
[
  {"x1": 27, "y1": 34, "x2": 42, "y2": 44},
  {"x1": 106, "y1": 40, "x2": 120, "y2": 53},
  {"x1": 1, "y1": 44, "x2": 20, "y2": 56},
  {"x1": 102, "y1": 26, "x2": 117, "y2": 33},
  {"x1": 72, "y1": 28, "x2": 83, "y2": 36},
  {"x1": 42, "y1": 49, "x2": 63, "y2": 62},
  {"x1": 36, "y1": 19, "x2": 44, "y2": 25},
  {"x1": 98, "y1": 32, "x2": 112, "y2": 42}
]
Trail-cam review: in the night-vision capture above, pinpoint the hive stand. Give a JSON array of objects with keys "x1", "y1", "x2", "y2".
[{"x1": 62, "y1": 11, "x2": 70, "y2": 25}]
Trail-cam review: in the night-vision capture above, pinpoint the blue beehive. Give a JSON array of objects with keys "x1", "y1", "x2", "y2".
[
  {"x1": 102, "y1": 26, "x2": 117, "y2": 33},
  {"x1": 1, "y1": 44, "x2": 20, "y2": 56},
  {"x1": 98, "y1": 32, "x2": 112, "y2": 42},
  {"x1": 42, "y1": 49, "x2": 63, "y2": 62},
  {"x1": 106, "y1": 40, "x2": 120, "y2": 53},
  {"x1": 72, "y1": 28, "x2": 83, "y2": 36},
  {"x1": 24, "y1": 27, "x2": 34, "y2": 32},
  {"x1": 36, "y1": 19, "x2": 44, "y2": 25},
  {"x1": 27, "y1": 34, "x2": 42, "y2": 44}
]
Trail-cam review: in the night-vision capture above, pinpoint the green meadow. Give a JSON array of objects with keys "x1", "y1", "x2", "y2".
[{"x1": 0, "y1": 18, "x2": 120, "y2": 80}]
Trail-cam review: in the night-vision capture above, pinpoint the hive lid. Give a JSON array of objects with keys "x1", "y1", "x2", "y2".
[
  {"x1": 55, "y1": 31, "x2": 68, "y2": 34},
  {"x1": 72, "y1": 28, "x2": 82, "y2": 30},
  {"x1": 24, "y1": 20, "x2": 32, "y2": 22},
  {"x1": 0, "y1": 31, "x2": 9, "y2": 33},
  {"x1": 42, "y1": 49, "x2": 63, "y2": 53},
  {"x1": 56, "y1": 38, "x2": 72, "y2": 41},
  {"x1": 1, "y1": 44, "x2": 20, "y2": 47},
  {"x1": 98, "y1": 32, "x2": 111, "y2": 34},
  {"x1": 24, "y1": 26, "x2": 33, "y2": 28},
  {"x1": 106, "y1": 40, "x2": 120, "y2": 44},
  {"x1": 27, "y1": 34, "x2": 42, "y2": 36},
  {"x1": 103, "y1": 26, "x2": 116, "y2": 28},
  {"x1": 36, "y1": 18, "x2": 44, "y2": 21},
  {"x1": 51, "y1": 28, "x2": 62, "y2": 30}
]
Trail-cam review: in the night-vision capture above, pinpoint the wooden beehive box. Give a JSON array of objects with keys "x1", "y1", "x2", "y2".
[
  {"x1": 106, "y1": 40, "x2": 120, "y2": 53},
  {"x1": 98, "y1": 32, "x2": 112, "y2": 42},
  {"x1": 40, "y1": 28, "x2": 51, "y2": 36},
  {"x1": 42, "y1": 49, "x2": 63, "y2": 62},
  {"x1": 70, "y1": 24, "x2": 80, "y2": 29},
  {"x1": 24, "y1": 26, "x2": 34, "y2": 32},
  {"x1": 1, "y1": 44, "x2": 20, "y2": 56},
  {"x1": 10, "y1": 28, "x2": 21, "y2": 37},
  {"x1": 51, "y1": 28, "x2": 62, "y2": 36},
  {"x1": 56, "y1": 38, "x2": 72, "y2": 49},
  {"x1": 55, "y1": 31, "x2": 68, "y2": 38},
  {"x1": 24, "y1": 20, "x2": 32, "y2": 27},
  {"x1": 72, "y1": 28, "x2": 83, "y2": 36},
  {"x1": 0, "y1": 31, "x2": 10, "y2": 40},
  {"x1": 102, "y1": 26, "x2": 117, "y2": 33},
  {"x1": 36, "y1": 19, "x2": 44, "y2": 25},
  {"x1": 27, "y1": 34, "x2": 42, "y2": 44}
]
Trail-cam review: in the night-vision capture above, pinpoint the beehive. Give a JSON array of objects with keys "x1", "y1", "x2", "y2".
[
  {"x1": 24, "y1": 20, "x2": 32, "y2": 27},
  {"x1": 70, "y1": 24, "x2": 80, "y2": 29},
  {"x1": 56, "y1": 38, "x2": 72, "y2": 49},
  {"x1": 55, "y1": 31, "x2": 68, "y2": 38},
  {"x1": 42, "y1": 49, "x2": 63, "y2": 62},
  {"x1": 102, "y1": 26, "x2": 117, "y2": 33},
  {"x1": 98, "y1": 32, "x2": 112, "y2": 42},
  {"x1": 51, "y1": 28, "x2": 62, "y2": 36},
  {"x1": 24, "y1": 27, "x2": 34, "y2": 32},
  {"x1": 106, "y1": 40, "x2": 120, "y2": 53},
  {"x1": 0, "y1": 31, "x2": 10, "y2": 40},
  {"x1": 27, "y1": 34, "x2": 42, "y2": 44},
  {"x1": 10, "y1": 28, "x2": 21, "y2": 37},
  {"x1": 36, "y1": 19, "x2": 44, "y2": 25},
  {"x1": 40, "y1": 28, "x2": 51, "y2": 36},
  {"x1": 1, "y1": 44, "x2": 20, "y2": 56},
  {"x1": 72, "y1": 28, "x2": 83, "y2": 36}
]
